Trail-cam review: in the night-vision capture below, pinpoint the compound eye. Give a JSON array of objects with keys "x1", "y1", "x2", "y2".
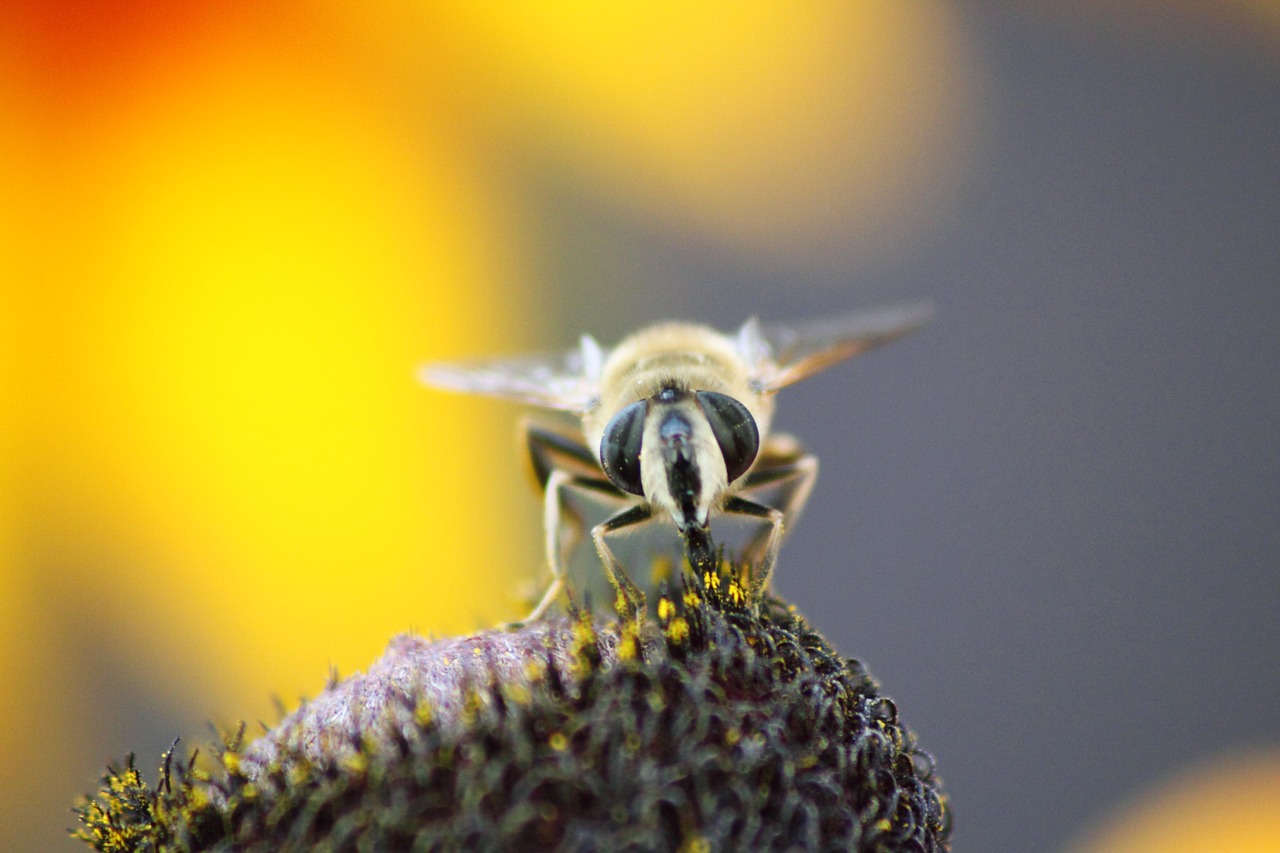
[
  {"x1": 599, "y1": 400, "x2": 647, "y2": 496},
  {"x1": 696, "y1": 391, "x2": 759, "y2": 483}
]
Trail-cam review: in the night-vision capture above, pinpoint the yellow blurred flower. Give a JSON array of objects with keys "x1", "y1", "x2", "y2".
[
  {"x1": 331, "y1": 1, "x2": 982, "y2": 258},
  {"x1": 1069, "y1": 749, "x2": 1280, "y2": 853}
]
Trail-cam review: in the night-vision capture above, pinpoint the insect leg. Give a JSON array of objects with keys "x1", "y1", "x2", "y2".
[
  {"x1": 501, "y1": 467, "x2": 574, "y2": 627},
  {"x1": 720, "y1": 495, "x2": 785, "y2": 601},
  {"x1": 507, "y1": 422, "x2": 605, "y2": 626},
  {"x1": 738, "y1": 450, "x2": 819, "y2": 556},
  {"x1": 513, "y1": 468, "x2": 630, "y2": 623},
  {"x1": 523, "y1": 417, "x2": 599, "y2": 490},
  {"x1": 591, "y1": 503, "x2": 655, "y2": 621}
]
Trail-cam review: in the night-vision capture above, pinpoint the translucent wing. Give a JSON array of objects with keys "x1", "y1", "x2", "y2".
[
  {"x1": 419, "y1": 334, "x2": 604, "y2": 412},
  {"x1": 741, "y1": 301, "x2": 934, "y2": 392}
]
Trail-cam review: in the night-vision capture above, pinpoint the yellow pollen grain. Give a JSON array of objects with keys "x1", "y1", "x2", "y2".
[{"x1": 680, "y1": 836, "x2": 712, "y2": 853}]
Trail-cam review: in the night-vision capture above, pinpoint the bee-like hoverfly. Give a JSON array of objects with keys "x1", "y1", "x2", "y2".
[{"x1": 420, "y1": 302, "x2": 932, "y2": 624}]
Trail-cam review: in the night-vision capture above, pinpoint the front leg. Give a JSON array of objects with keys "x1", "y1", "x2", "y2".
[
  {"x1": 523, "y1": 417, "x2": 601, "y2": 489},
  {"x1": 510, "y1": 468, "x2": 633, "y2": 627},
  {"x1": 737, "y1": 451, "x2": 819, "y2": 563},
  {"x1": 591, "y1": 503, "x2": 654, "y2": 622},
  {"x1": 513, "y1": 467, "x2": 576, "y2": 627},
  {"x1": 513, "y1": 422, "x2": 622, "y2": 627},
  {"x1": 720, "y1": 495, "x2": 785, "y2": 601}
]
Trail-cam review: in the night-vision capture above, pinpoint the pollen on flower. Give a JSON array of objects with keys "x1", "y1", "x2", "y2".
[
  {"x1": 618, "y1": 632, "x2": 638, "y2": 662},
  {"x1": 657, "y1": 597, "x2": 675, "y2": 621},
  {"x1": 287, "y1": 764, "x2": 310, "y2": 787},
  {"x1": 681, "y1": 836, "x2": 712, "y2": 853},
  {"x1": 703, "y1": 570, "x2": 720, "y2": 591},
  {"x1": 651, "y1": 554, "x2": 675, "y2": 585},
  {"x1": 665, "y1": 617, "x2": 689, "y2": 643},
  {"x1": 506, "y1": 682, "x2": 531, "y2": 705}
]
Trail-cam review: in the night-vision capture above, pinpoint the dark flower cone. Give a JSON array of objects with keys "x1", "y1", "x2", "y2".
[{"x1": 74, "y1": 560, "x2": 949, "y2": 852}]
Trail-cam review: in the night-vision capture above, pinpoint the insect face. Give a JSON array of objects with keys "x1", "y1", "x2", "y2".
[{"x1": 599, "y1": 387, "x2": 761, "y2": 532}]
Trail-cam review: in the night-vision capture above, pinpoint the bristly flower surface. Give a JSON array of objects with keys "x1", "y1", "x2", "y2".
[{"x1": 74, "y1": 563, "x2": 950, "y2": 852}]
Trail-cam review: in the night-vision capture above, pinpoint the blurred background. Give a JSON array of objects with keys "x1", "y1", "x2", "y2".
[{"x1": 3, "y1": 2, "x2": 1277, "y2": 850}]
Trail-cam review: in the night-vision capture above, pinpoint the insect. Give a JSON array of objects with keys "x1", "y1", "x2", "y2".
[{"x1": 420, "y1": 302, "x2": 932, "y2": 624}]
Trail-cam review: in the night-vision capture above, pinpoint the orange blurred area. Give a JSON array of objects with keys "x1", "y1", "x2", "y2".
[
  {"x1": 4, "y1": 1, "x2": 538, "y2": 848},
  {"x1": 9, "y1": 4, "x2": 540, "y2": 639},
  {"x1": 326, "y1": 1, "x2": 984, "y2": 260},
  {"x1": 1068, "y1": 748, "x2": 1280, "y2": 853},
  {"x1": 1, "y1": 1, "x2": 984, "y2": 849}
]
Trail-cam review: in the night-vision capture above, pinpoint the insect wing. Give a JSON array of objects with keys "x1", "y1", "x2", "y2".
[
  {"x1": 419, "y1": 341, "x2": 599, "y2": 412},
  {"x1": 746, "y1": 301, "x2": 934, "y2": 392}
]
